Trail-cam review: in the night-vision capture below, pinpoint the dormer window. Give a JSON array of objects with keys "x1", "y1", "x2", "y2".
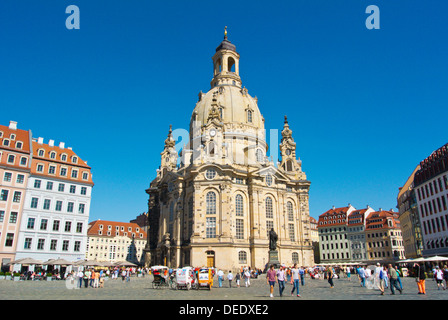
[
  {"x1": 72, "y1": 156, "x2": 78, "y2": 164},
  {"x1": 61, "y1": 154, "x2": 67, "y2": 161},
  {"x1": 50, "y1": 152, "x2": 56, "y2": 159},
  {"x1": 10, "y1": 134, "x2": 16, "y2": 140},
  {"x1": 15, "y1": 141, "x2": 23, "y2": 149},
  {"x1": 3, "y1": 139, "x2": 10, "y2": 147},
  {"x1": 38, "y1": 149, "x2": 44, "y2": 157}
]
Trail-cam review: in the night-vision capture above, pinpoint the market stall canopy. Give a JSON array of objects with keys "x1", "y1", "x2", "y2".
[{"x1": 9, "y1": 258, "x2": 44, "y2": 265}]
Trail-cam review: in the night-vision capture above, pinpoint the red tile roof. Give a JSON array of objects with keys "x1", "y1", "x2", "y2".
[{"x1": 88, "y1": 220, "x2": 147, "y2": 240}]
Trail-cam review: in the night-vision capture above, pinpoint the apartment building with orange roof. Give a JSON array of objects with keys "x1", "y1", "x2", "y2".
[
  {"x1": 347, "y1": 206, "x2": 374, "y2": 261},
  {"x1": 14, "y1": 135, "x2": 94, "y2": 263},
  {"x1": 0, "y1": 121, "x2": 32, "y2": 269},
  {"x1": 86, "y1": 220, "x2": 147, "y2": 264},
  {"x1": 365, "y1": 209, "x2": 405, "y2": 263},
  {"x1": 317, "y1": 204, "x2": 355, "y2": 263}
]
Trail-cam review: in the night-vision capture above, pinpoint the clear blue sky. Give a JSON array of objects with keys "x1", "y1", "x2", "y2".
[{"x1": 1, "y1": 1, "x2": 447, "y2": 221}]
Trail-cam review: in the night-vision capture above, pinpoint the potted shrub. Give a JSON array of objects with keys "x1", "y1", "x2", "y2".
[
  {"x1": 0, "y1": 271, "x2": 5, "y2": 280},
  {"x1": 13, "y1": 272, "x2": 21, "y2": 281},
  {"x1": 46, "y1": 273, "x2": 53, "y2": 281},
  {"x1": 5, "y1": 272, "x2": 12, "y2": 280}
]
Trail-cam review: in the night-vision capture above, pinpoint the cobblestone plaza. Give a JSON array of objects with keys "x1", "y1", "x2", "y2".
[{"x1": 1, "y1": 274, "x2": 447, "y2": 301}]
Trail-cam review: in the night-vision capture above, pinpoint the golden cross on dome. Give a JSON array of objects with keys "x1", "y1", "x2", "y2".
[{"x1": 224, "y1": 26, "x2": 227, "y2": 39}]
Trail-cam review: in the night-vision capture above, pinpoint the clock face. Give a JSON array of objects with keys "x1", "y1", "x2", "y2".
[
  {"x1": 286, "y1": 149, "x2": 291, "y2": 155},
  {"x1": 210, "y1": 129, "x2": 216, "y2": 137}
]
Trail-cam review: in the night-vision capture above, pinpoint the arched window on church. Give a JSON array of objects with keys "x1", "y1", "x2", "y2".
[
  {"x1": 256, "y1": 149, "x2": 263, "y2": 163},
  {"x1": 228, "y1": 57, "x2": 235, "y2": 72},
  {"x1": 169, "y1": 201, "x2": 174, "y2": 236},
  {"x1": 247, "y1": 110, "x2": 253, "y2": 123},
  {"x1": 266, "y1": 197, "x2": 273, "y2": 219},
  {"x1": 208, "y1": 142, "x2": 216, "y2": 156},
  {"x1": 188, "y1": 197, "x2": 194, "y2": 219},
  {"x1": 238, "y1": 251, "x2": 247, "y2": 264},
  {"x1": 292, "y1": 252, "x2": 299, "y2": 264},
  {"x1": 265, "y1": 196, "x2": 274, "y2": 237},
  {"x1": 286, "y1": 160, "x2": 293, "y2": 171},
  {"x1": 169, "y1": 201, "x2": 174, "y2": 222},
  {"x1": 206, "y1": 191, "x2": 216, "y2": 215},
  {"x1": 287, "y1": 201, "x2": 294, "y2": 222},
  {"x1": 235, "y1": 194, "x2": 244, "y2": 216}
]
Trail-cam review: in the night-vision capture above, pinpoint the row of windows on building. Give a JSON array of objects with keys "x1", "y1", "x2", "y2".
[
  {"x1": 180, "y1": 192, "x2": 298, "y2": 241},
  {"x1": 36, "y1": 148, "x2": 79, "y2": 164},
  {"x1": 29, "y1": 197, "x2": 86, "y2": 214},
  {"x1": 3, "y1": 172, "x2": 26, "y2": 184},
  {"x1": 33, "y1": 179, "x2": 88, "y2": 195},
  {"x1": 23, "y1": 238, "x2": 82, "y2": 252},
  {"x1": 419, "y1": 194, "x2": 448, "y2": 217},
  {"x1": 417, "y1": 175, "x2": 448, "y2": 201},
  {"x1": 0, "y1": 152, "x2": 28, "y2": 166},
  {"x1": 26, "y1": 217, "x2": 84, "y2": 233},
  {"x1": 35, "y1": 163, "x2": 89, "y2": 180},
  {"x1": 422, "y1": 214, "x2": 448, "y2": 237}
]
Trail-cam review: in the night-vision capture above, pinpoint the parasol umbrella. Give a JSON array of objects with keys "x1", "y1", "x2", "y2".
[
  {"x1": 423, "y1": 255, "x2": 448, "y2": 262},
  {"x1": 44, "y1": 258, "x2": 75, "y2": 266},
  {"x1": 114, "y1": 261, "x2": 137, "y2": 267}
]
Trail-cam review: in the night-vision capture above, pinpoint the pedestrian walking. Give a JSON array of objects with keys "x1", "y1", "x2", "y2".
[
  {"x1": 358, "y1": 266, "x2": 366, "y2": 287},
  {"x1": 121, "y1": 269, "x2": 126, "y2": 282},
  {"x1": 346, "y1": 266, "x2": 351, "y2": 281},
  {"x1": 414, "y1": 262, "x2": 426, "y2": 295},
  {"x1": 235, "y1": 272, "x2": 240, "y2": 287},
  {"x1": 327, "y1": 267, "x2": 334, "y2": 288},
  {"x1": 83, "y1": 269, "x2": 90, "y2": 288},
  {"x1": 299, "y1": 266, "x2": 305, "y2": 286},
  {"x1": 266, "y1": 265, "x2": 277, "y2": 298},
  {"x1": 277, "y1": 266, "x2": 286, "y2": 297},
  {"x1": 434, "y1": 266, "x2": 446, "y2": 290},
  {"x1": 244, "y1": 269, "x2": 251, "y2": 287},
  {"x1": 382, "y1": 266, "x2": 389, "y2": 289},
  {"x1": 77, "y1": 270, "x2": 83, "y2": 288},
  {"x1": 217, "y1": 269, "x2": 224, "y2": 287},
  {"x1": 443, "y1": 265, "x2": 448, "y2": 289},
  {"x1": 387, "y1": 264, "x2": 402, "y2": 295},
  {"x1": 227, "y1": 270, "x2": 233, "y2": 288},
  {"x1": 290, "y1": 264, "x2": 301, "y2": 297}
]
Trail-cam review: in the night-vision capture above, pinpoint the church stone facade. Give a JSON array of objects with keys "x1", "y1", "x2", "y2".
[{"x1": 144, "y1": 32, "x2": 314, "y2": 271}]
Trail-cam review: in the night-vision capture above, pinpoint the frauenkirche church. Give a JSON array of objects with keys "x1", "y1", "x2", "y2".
[{"x1": 144, "y1": 29, "x2": 314, "y2": 270}]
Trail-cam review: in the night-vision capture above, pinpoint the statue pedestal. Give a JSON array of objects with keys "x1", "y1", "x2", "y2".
[{"x1": 268, "y1": 250, "x2": 280, "y2": 268}]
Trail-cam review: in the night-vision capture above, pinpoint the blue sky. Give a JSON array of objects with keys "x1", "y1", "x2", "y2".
[{"x1": 1, "y1": 0, "x2": 447, "y2": 221}]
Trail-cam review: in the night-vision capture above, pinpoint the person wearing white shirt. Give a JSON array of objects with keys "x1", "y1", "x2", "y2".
[{"x1": 227, "y1": 271, "x2": 234, "y2": 288}]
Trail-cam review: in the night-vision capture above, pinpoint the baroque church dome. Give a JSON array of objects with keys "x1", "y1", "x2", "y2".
[{"x1": 189, "y1": 31, "x2": 265, "y2": 135}]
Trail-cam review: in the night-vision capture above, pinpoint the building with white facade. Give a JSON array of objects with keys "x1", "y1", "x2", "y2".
[
  {"x1": 414, "y1": 143, "x2": 448, "y2": 256},
  {"x1": 15, "y1": 137, "x2": 93, "y2": 262}
]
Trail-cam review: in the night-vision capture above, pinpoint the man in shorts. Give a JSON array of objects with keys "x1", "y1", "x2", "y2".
[{"x1": 266, "y1": 265, "x2": 277, "y2": 298}]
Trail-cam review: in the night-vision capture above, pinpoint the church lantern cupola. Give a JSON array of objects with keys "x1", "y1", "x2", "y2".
[{"x1": 211, "y1": 27, "x2": 242, "y2": 88}]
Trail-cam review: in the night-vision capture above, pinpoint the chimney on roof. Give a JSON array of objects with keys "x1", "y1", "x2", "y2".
[
  {"x1": 348, "y1": 203, "x2": 351, "y2": 207},
  {"x1": 37, "y1": 137, "x2": 44, "y2": 144},
  {"x1": 9, "y1": 121, "x2": 17, "y2": 130},
  {"x1": 59, "y1": 142, "x2": 65, "y2": 149},
  {"x1": 379, "y1": 208, "x2": 382, "y2": 211},
  {"x1": 332, "y1": 205, "x2": 335, "y2": 210},
  {"x1": 67, "y1": 147, "x2": 72, "y2": 150},
  {"x1": 49, "y1": 139, "x2": 54, "y2": 147},
  {"x1": 367, "y1": 205, "x2": 370, "y2": 209}
]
